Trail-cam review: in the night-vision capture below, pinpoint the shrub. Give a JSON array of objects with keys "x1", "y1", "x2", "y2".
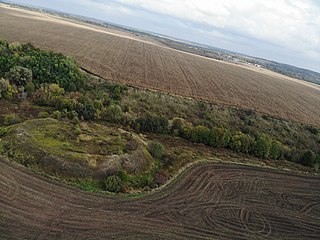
[
  {"x1": 111, "y1": 85, "x2": 122, "y2": 100},
  {"x1": 93, "y1": 99, "x2": 103, "y2": 110},
  {"x1": 239, "y1": 133, "x2": 255, "y2": 153},
  {"x1": 104, "y1": 175, "x2": 123, "y2": 193},
  {"x1": 135, "y1": 114, "x2": 168, "y2": 133},
  {"x1": 117, "y1": 170, "x2": 129, "y2": 182},
  {"x1": 171, "y1": 117, "x2": 185, "y2": 135},
  {"x1": 171, "y1": 117, "x2": 193, "y2": 138},
  {"x1": 74, "y1": 125, "x2": 82, "y2": 135},
  {"x1": 4, "y1": 114, "x2": 21, "y2": 125},
  {"x1": 38, "y1": 111, "x2": 49, "y2": 118},
  {"x1": 52, "y1": 110, "x2": 62, "y2": 120},
  {"x1": 102, "y1": 104, "x2": 123, "y2": 123},
  {"x1": 306, "y1": 126, "x2": 319, "y2": 135},
  {"x1": 189, "y1": 125, "x2": 213, "y2": 145},
  {"x1": 110, "y1": 84, "x2": 127, "y2": 100},
  {"x1": 25, "y1": 81, "x2": 35, "y2": 96},
  {"x1": 270, "y1": 140, "x2": 283, "y2": 159},
  {"x1": 129, "y1": 172, "x2": 154, "y2": 188},
  {"x1": 300, "y1": 150, "x2": 315, "y2": 167},
  {"x1": 148, "y1": 142, "x2": 164, "y2": 159},
  {"x1": 0, "y1": 127, "x2": 7, "y2": 137},
  {"x1": 47, "y1": 83, "x2": 65, "y2": 97},
  {"x1": 0, "y1": 78, "x2": 16, "y2": 100},
  {"x1": 75, "y1": 96, "x2": 96, "y2": 120}
]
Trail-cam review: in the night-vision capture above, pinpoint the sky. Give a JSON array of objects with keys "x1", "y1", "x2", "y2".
[{"x1": 4, "y1": 0, "x2": 320, "y2": 72}]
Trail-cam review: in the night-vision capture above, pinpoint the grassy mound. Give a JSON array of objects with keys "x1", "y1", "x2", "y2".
[{"x1": 0, "y1": 118, "x2": 154, "y2": 179}]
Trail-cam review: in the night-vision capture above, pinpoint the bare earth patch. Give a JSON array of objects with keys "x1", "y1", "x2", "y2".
[{"x1": 0, "y1": 159, "x2": 319, "y2": 239}]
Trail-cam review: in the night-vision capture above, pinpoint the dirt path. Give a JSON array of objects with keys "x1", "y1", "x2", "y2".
[{"x1": 0, "y1": 158, "x2": 319, "y2": 239}]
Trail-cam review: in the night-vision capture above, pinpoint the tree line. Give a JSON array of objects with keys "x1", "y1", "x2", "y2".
[{"x1": 0, "y1": 39, "x2": 319, "y2": 169}]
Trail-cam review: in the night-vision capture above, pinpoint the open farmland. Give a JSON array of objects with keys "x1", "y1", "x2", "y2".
[
  {"x1": 0, "y1": 5, "x2": 320, "y2": 127},
  {"x1": 1, "y1": 158, "x2": 320, "y2": 239}
]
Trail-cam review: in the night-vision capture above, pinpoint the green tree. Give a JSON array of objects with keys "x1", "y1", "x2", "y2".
[
  {"x1": 239, "y1": 133, "x2": 254, "y2": 153},
  {"x1": 111, "y1": 85, "x2": 122, "y2": 100},
  {"x1": 230, "y1": 132, "x2": 242, "y2": 152},
  {"x1": 270, "y1": 140, "x2": 283, "y2": 159},
  {"x1": 229, "y1": 132, "x2": 254, "y2": 153},
  {"x1": 189, "y1": 125, "x2": 213, "y2": 145},
  {"x1": 135, "y1": 114, "x2": 168, "y2": 133},
  {"x1": 5, "y1": 66, "x2": 32, "y2": 87},
  {"x1": 171, "y1": 117, "x2": 193, "y2": 138},
  {"x1": 212, "y1": 127, "x2": 230, "y2": 148},
  {"x1": 253, "y1": 134, "x2": 272, "y2": 158},
  {"x1": 75, "y1": 96, "x2": 96, "y2": 120},
  {"x1": 102, "y1": 104, "x2": 123, "y2": 123},
  {"x1": 300, "y1": 150, "x2": 315, "y2": 167}
]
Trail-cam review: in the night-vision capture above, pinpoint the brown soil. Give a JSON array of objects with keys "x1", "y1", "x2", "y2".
[
  {"x1": 0, "y1": 158, "x2": 319, "y2": 239},
  {"x1": 0, "y1": 6, "x2": 319, "y2": 127}
]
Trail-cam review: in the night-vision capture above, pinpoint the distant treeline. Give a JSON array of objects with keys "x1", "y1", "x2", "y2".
[{"x1": 247, "y1": 59, "x2": 320, "y2": 85}]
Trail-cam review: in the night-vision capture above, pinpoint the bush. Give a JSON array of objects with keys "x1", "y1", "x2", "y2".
[
  {"x1": 212, "y1": 127, "x2": 230, "y2": 148},
  {"x1": 75, "y1": 96, "x2": 96, "y2": 120},
  {"x1": 4, "y1": 114, "x2": 21, "y2": 125},
  {"x1": 129, "y1": 172, "x2": 154, "y2": 189},
  {"x1": 306, "y1": 126, "x2": 319, "y2": 135},
  {"x1": 300, "y1": 150, "x2": 315, "y2": 167},
  {"x1": 270, "y1": 140, "x2": 283, "y2": 159},
  {"x1": 74, "y1": 125, "x2": 82, "y2": 135},
  {"x1": 38, "y1": 111, "x2": 49, "y2": 118},
  {"x1": 0, "y1": 127, "x2": 7, "y2": 137},
  {"x1": 52, "y1": 110, "x2": 62, "y2": 120},
  {"x1": 171, "y1": 117, "x2": 193, "y2": 138},
  {"x1": 189, "y1": 125, "x2": 213, "y2": 145},
  {"x1": 0, "y1": 78, "x2": 17, "y2": 100},
  {"x1": 229, "y1": 132, "x2": 254, "y2": 153},
  {"x1": 135, "y1": 114, "x2": 168, "y2": 133},
  {"x1": 102, "y1": 104, "x2": 123, "y2": 123},
  {"x1": 104, "y1": 175, "x2": 123, "y2": 193},
  {"x1": 25, "y1": 82, "x2": 35, "y2": 95},
  {"x1": 117, "y1": 170, "x2": 129, "y2": 182},
  {"x1": 148, "y1": 142, "x2": 164, "y2": 159}
]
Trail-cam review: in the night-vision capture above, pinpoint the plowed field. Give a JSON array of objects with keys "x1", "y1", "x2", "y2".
[
  {"x1": 1, "y1": 158, "x2": 319, "y2": 239},
  {"x1": 0, "y1": 5, "x2": 320, "y2": 127}
]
